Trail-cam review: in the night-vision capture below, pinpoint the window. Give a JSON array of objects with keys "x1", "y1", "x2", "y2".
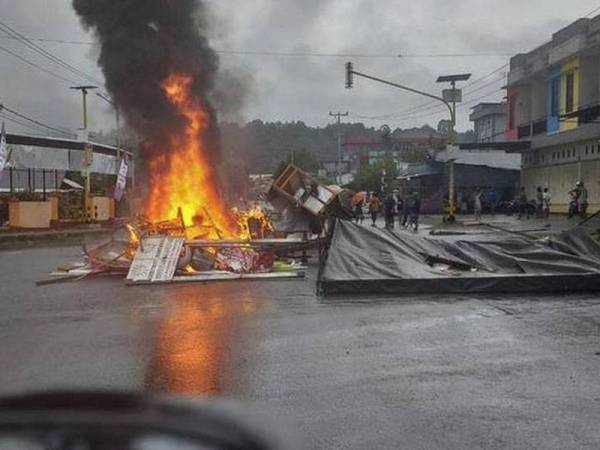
[
  {"x1": 565, "y1": 72, "x2": 575, "y2": 113},
  {"x1": 551, "y1": 77, "x2": 560, "y2": 117},
  {"x1": 586, "y1": 146, "x2": 589, "y2": 155}
]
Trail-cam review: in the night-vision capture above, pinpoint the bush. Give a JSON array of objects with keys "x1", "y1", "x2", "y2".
[{"x1": 12, "y1": 191, "x2": 43, "y2": 202}]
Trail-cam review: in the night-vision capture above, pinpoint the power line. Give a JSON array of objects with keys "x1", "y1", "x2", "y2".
[
  {"x1": 1, "y1": 105, "x2": 75, "y2": 137},
  {"x1": 353, "y1": 85, "x2": 504, "y2": 125},
  {"x1": 0, "y1": 44, "x2": 77, "y2": 84},
  {"x1": 0, "y1": 112, "x2": 62, "y2": 137},
  {"x1": 352, "y1": 65, "x2": 508, "y2": 120},
  {"x1": 0, "y1": 20, "x2": 104, "y2": 86},
  {"x1": 0, "y1": 36, "x2": 98, "y2": 46},
  {"x1": 0, "y1": 36, "x2": 519, "y2": 59},
  {"x1": 584, "y1": 4, "x2": 600, "y2": 17}
]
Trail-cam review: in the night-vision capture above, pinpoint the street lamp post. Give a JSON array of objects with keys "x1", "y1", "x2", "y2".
[
  {"x1": 345, "y1": 63, "x2": 470, "y2": 222},
  {"x1": 436, "y1": 74, "x2": 471, "y2": 221}
]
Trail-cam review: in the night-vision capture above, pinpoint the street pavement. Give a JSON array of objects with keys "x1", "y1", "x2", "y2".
[{"x1": 1, "y1": 240, "x2": 600, "y2": 449}]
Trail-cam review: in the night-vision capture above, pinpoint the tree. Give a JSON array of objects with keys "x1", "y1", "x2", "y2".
[
  {"x1": 348, "y1": 157, "x2": 398, "y2": 192},
  {"x1": 283, "y1": 148, "x2": 320, "y2": 173}
]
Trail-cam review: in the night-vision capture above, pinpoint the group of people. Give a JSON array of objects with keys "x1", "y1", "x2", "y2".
[
  {"x1": 352, "y1": 181, "x2": 590, "y2": 228},
  {"x1": 354, "y1": 191, "x2": 421, "y2": 232},
  {"x1": 517, "y1": 181, "x2": 587, "y2": 220},
  {"x1": 515, "y1": 186, "x2": 551, "y2": 219}
]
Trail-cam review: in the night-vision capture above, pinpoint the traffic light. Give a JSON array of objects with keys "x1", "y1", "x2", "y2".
[{"x1": 345, "y1": 62, "x2": 354, "y2": 89}]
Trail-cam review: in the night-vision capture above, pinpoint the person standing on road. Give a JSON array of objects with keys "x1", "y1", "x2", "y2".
[
  {"x1": 517, "y1": 187, "x2": 530, "y2": 220},
  {"x1": 407, "y1": 191, "x2": 421, "y2": 232},
  {"x1": 535, "y1": 186, "x2": 544, "y2": 218},
  {"x1": 543, "y1": 188, "x2": 551, "y2": 219},
  {"x1": 578, "y1": 181, "x2": 589, "y2": 218},
  {"x1": 401, "y1": 194, "x2": 409, "y2": 228},
  {"x1": 384, "y1": 193, "x2": 396, "y2": 230},
  {"x1": 354, "y1": 199, "x2": 364, "y2": 224},
  {"x1": 568, "y1": 181, "x2": 588, "y2": 218},
  {"x1": 396, "y1": 195, "x2": 404, "y2": 226},
  {"x1": 457, "y1": 191, "x2": 465, "y2": 215},
  {"x1": 368, "y1": 192, "x2": 382, "y2": 227},
  {"x1": 473, "y1": 188, "x2": 483, "y2": 222}
]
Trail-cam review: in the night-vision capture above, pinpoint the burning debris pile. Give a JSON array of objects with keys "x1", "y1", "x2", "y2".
[{"x1": 38, "y1": 208, "x2": 310, "y2": 286}]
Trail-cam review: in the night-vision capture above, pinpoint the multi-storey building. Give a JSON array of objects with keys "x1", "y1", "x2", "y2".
[
  {"x1": 470, "y1": 102, "x2": 506, "y2": 143},
  {"x1": 507, "y1": 14, "x2": 600, "y2": 212}
]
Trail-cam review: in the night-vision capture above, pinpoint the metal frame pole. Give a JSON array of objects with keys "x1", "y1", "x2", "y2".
[
  {"x1": 449, "y1": 81, "x2": 457, "y2": 219},
  {"x1": 329, "y1": 111, "x2": 349, "y2": 184}
]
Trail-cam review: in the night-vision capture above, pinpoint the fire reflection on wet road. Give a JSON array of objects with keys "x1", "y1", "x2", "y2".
[{"x1": 144, "y1": 286, "x2": 261, "y2": 396}]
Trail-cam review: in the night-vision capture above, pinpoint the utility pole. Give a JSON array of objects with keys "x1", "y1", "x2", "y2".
[
  {"x1": 71, "y1": 85, "x2": 98, "y2": 221},
  {"x1": 329, "y1": 111, "x2": 349, "y2": 185}
]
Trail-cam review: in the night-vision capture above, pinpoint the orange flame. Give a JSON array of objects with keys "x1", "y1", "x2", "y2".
[
  {"x1": 145, "y1": 73, "x2": 236, "y2": 239},
  {"x1": 144, "y1": 73, "x2": 271, "y2": 241}
]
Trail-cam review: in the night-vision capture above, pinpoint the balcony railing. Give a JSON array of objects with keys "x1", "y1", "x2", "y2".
[
  {"x1": 578, "y1": 104, "x2": 600, "y2": 125},
  {"x1": 514, "y1": 106, "x2": 599, "y2": 140}
]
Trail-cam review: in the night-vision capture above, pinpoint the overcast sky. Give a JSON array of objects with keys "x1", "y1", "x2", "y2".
[{"x1": 0, "y1": 0, "x2": 599, "y2": 137}]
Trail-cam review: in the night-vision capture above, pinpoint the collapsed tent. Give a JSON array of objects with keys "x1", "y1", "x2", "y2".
[{"x1": 318, "y1": 220, "x2": 600, "y2": 296}]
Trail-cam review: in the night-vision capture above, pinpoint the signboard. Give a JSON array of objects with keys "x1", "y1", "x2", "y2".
[
  {"x1": 442, "y1": 89, "x2": 462, "y2": 103},
  {"x1": 126, "y1": 236, "x2": 185, "y2": 284},
  {"x1": 114, "y1": 156, "x2": 129, "y2": 201},
  {"x1": 83, "y1": 143, "x2": 94, "y2": 166},
  {"x1": 0, "y1": 122, "x2": 7, "y2": 171},
  {"x1": 446, "y1": 144, "x2": 460, "y2": 160}
]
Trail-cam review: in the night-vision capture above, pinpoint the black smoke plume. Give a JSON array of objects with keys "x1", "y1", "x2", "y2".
[{"x1": 72, "y1": 0, "x2": 221, "y2": 167}]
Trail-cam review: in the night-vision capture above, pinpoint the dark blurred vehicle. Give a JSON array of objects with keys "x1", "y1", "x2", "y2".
[
  {"x1": 0, "y1": 391, "x2": 298, "y2": 450},
  {"x1": 496, "y1": 200, "x2": 537, "y2": 216}
]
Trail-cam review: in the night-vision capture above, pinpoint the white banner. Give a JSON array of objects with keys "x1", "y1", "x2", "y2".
[
  {"x1": 114, "y1": 156, "x2": 129, "y2": 201},
  {"x1": 0, "y1": 122, "x2": 7, "y2": 171}
]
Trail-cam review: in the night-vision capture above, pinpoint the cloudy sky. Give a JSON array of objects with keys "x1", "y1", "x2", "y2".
[{"x1": 0, "y1": 0, "x2": 599, "y2": 137}]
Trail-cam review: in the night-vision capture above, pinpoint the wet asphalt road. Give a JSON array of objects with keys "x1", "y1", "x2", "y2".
[{"x1": 1, "y1": 244, "x2": 600, "y2": 449}]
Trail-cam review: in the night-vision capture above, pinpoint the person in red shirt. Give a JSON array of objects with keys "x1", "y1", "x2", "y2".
[{"x1": 368, "y1": 192, "x2": 382, "y2": 227}]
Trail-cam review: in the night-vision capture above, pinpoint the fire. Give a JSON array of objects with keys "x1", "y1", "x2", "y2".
[
  {"x1": 125, "y1": 223, "x2": 140, "y2": 247},
  {"x1": 143, "y1": 73, "x2": 271, "y2": 241},
  {"x1": 145, "y1": 73, "x2": 237, "y2": 239},
  {"x1": 236, "y1": 206, "x2": 274, "y2": 240}
]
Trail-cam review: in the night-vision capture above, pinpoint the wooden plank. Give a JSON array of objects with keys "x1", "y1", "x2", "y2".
[
  {"x1": 171, "y1": 271, "x2": 305, "y2": 284},
  {"x1": 185, "y1": 238, "x2": 305, "y2": 247},
  {"x1": 126, "y1": 236, "x2": 184, "y2": 284}
]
